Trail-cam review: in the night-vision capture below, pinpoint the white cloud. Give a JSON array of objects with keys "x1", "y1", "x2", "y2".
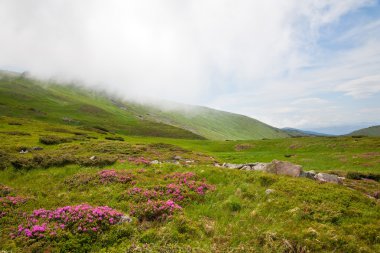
[
  {"x1": 0, "y1": 0, "x2": 378, "y2": 131},
  {"x1": 336, "y1": 75, "x2": 380, "y2": 98}
]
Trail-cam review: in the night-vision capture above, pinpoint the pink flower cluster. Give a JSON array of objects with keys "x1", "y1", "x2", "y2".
[
  {"x1": 164, "y1": 172, "x2": 197, "y2": 181},
  {"x1": 127, "y1": 172, "x2": 215, "y2": 221},
  {"x1": 98, "y1": 169, "x2": 135, "y2": 184},
  {"x1": 13, "y1": 204, "x2": 124, "y2": 239},
  {"x1": 128, "y1": 157, "x2": 150, "y2": 165},
  {"x1": 165, "y1": 172, "x2": 215, "y2": 200},
  {"x1": 130, "y1": 199, "x2": 182, "y2": 221},
  {"x1": 127, "y1": 187, "x2": 164, "y2": 202},
  {"x1": 0, "y1": 196, "x2": 28, "y2": 218}
]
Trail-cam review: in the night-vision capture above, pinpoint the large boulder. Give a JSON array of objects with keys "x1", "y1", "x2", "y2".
[
  {"x1": 251, "y1": 163, "x2": 268, "y2": 171},
  {"x1": 265, "y1": 160, "x2": 302, "y2": 177},
  {"x1": 314, "y1": 173, "x2": 342, "y2": 184}
]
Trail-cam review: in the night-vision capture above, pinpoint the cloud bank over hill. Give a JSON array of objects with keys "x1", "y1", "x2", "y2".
[{"x1": 0, "y1": 0, "x2": 379, "y2": 131}]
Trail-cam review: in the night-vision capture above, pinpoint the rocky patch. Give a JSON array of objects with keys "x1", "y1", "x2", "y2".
[{"x1": 217, "y1": 160, "x2": 343, "y2": 184}]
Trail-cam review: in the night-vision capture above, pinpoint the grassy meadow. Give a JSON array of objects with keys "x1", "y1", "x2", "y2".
[{"x1": 0, "y1": 115, "x2": 379, "y2": 252}]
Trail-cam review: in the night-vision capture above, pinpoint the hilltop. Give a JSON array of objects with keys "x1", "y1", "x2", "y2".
[
  {"x1": 349, "y1": 125, "x2": 380, "y2": 137},
  {"x1": 0, "y1": 71, "x2": 289, "y2": 140}
]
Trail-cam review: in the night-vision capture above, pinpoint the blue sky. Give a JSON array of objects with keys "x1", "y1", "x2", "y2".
[{"x1": 0, "y1": 1, "x2": 379, "y2": 134}]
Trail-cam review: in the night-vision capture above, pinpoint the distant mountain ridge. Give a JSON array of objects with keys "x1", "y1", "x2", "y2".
[
  {"x1": 0, "y1": 71, "x2": 290, "y2": 140},
  {"x1": 348, "y1": 125, "x2": 380, "y2": 137},
  {"x1": 281, "y1": 127, "x2": 331, "y2": 137}
]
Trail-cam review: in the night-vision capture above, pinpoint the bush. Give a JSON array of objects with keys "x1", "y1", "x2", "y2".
[
  {"x1": 259, "y1": 175, "x2": 277, "y2": 187},
  {"x1": 1, "y1": 131, "x2": 30, "y2": 136},
  {"x1": 224, "y1": 196, "x2": 242, "y2": 212},
  {"x1": 39, "y1": 135, "x2": 72, "y2": 145},
  {"x1": 105, "y1": 136, "x2": 124, "y2": 141},
  {"x1": 0, "y1": 150, "x2": 9, "y2": 170},
  {"x1": 11, "y1": 155, "x2": 117, "y2": 170},
  {"x1": 13, "y1": 204, "x2": 124, "y2": 240},
  {"x1": 346, "y1": 172, "x2": 380, "y2": 182},
  {"x1": 130, "y1": 200, "x2": 182, "y2": 221},
  {"x1": 8, "y1": 122, "x2": 22, "y2": 126}
]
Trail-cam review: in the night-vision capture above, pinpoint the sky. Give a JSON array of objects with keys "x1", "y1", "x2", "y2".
[{"x1": 0, "y1": 0, "x2": 379, "y2": 134}]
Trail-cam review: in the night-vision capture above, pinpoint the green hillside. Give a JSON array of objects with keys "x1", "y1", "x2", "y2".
[
  {"x1": 0, "y1": 72, "x2": 204, "y2": 139},
  {"x1": 123, "y1": 102, "x2": 289, "y2": 140},
  {"x1": 349, "y1": 125, "x2": 380, "y2": 137},
  {"x1": 0, "y1": 71, "x2": 290, "y2": 140}
]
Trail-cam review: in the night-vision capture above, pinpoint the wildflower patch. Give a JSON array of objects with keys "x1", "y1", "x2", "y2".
[
  {"x1": 13, "y1": 204, "x2": 124, "y2": 239},
  {"x1": 0, "y1": 196, "x2": 28, "y2": 218},
  {"x1": 65, "y1": 169, "x2": 135, "y2": 188}
]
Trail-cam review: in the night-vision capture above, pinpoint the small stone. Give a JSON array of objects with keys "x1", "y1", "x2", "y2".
[
  {"x1": 173, "y1": 155, "x2": 182, "y2": 160},
  {"x1": 89, "y1": 156, "x2": 97, "y2": 161},
  {"x1": 19, "y1": 149, "x2": 28, "y2": 154},
  {"x1": 300, "y1": 170, "x2": 316, "y2": 179},
  {"x1": 265, "y1": 189, "x2": 275, "y2": 195},
  {"x1": 288, "y1": 207, "x2": 300, "y2": 213},
  {"x1": 119, "y1": 215, "x2": 132, "y2": 223},
  {"x1": 150, "y1": 160, "x2": 160, "y2": 165}
]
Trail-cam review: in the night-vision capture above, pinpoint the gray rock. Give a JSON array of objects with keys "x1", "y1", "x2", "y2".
[
  {"x1": 89, "y1": 156, "x2": 97, "y2": 161},
  {"x1": 314, "y1": 173, "x2": 342, "y2": 184},
  {"x1": 223, "y1": 163, "x2": 244, "y2": 169},
  {"x1": 251, "y1": 163, "x2": 268, "y2": 171},
  {"x1": 119, "y1": 215, "x2": 132, "y2": 223},
  {"x1": 241, "y1": 165, "x2": 253, "y2": 171},
  {"x1": 19, "y1": 149, "x2": 28, "y2": 154},
  {"x1": 150, "y1": 160, "x2": 160, "y2": 165},
  {"x1": 265, "y1": 160, "x2": 302, "y2": 177},
  {"x1": 265, "y1": 189, "x2": 275, "y2": 195},
  {"x1": 173, "y1": 155, "x2": 182, "y2": 160},
  {"x1": 300, "y1": 170, "x2": 316, "y2": 179}
]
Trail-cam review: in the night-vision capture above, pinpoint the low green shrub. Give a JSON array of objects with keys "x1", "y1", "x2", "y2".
[
  {"x1": 39, "y1": 135, "x2": 72, "y2": 145},
  {"x1": 105, "y1": 136, "x2": 124, "y2": 141},
  {"x1": 258, "y1": 175, "x2": 277, "y2": 187},
  {"x1": 224, "y1": 196, "x2": 242, "y2": 212},
  {"x1": 346, "y1": 172, "x2": 380, "y2": 182},
  {"x1": 11, "y1": 155, "x2": 117, "y2": 170}
]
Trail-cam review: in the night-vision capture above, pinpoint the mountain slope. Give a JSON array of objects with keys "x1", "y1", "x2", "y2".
[
  {"x1": 348, "y1": 125, "x2": 380, "y2": 137},
  {"x1": 0, "y1": 71, "x2": 290, "y2": 140},
  {"x1": 0, "y1": 72, "x2": 204, "y2": 139},
  {"x1": 124, "y1": 101, "x2": 289, "y2": 140},
  {"x1": 282, "y1": 127, "x2": 331, "y2": 137}
]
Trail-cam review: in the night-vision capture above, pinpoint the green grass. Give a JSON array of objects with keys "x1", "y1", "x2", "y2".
[{"x1": 1, "y1": 163, "x2": 379, "y2": 252}]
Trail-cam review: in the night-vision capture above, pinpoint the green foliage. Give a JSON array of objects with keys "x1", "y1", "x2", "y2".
[
  {"x1": 105, "y1": 136, "x2": 124, "y2": 141},
  {"x1": 39, "y1": 135, "x2": 72, "y2": 145},
  {"x1": 224, "y1": 196, "x2": 242, "y2": 212}
]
